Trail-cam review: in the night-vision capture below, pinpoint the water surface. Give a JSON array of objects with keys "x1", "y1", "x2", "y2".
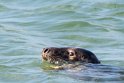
[{"x1": 0, "y1": 0, "x2": 124, "y2": 83}]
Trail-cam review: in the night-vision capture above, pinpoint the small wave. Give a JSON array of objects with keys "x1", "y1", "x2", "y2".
[
  {"x1": 0, "y1": 4, "x2": 10, "y2": 11},
  {"x1": 49, "y1": 21, "x2": 95, "y2": 31},
  {"x1": 113, "y1": 11, "x2": 124, "y2": 16}
]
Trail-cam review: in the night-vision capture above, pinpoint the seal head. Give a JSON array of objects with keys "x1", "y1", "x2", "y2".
[{"x1": 42, "y1": 47, "x2": 100, "y2": 65}]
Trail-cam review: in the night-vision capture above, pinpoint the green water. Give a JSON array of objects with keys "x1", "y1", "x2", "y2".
[{"x1": 0, "y1": 0, "x2": 124, "y2": 83}]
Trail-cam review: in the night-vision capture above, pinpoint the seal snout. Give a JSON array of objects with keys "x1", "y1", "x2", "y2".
[
  {"x1": 42, "y1": 48, "x2": 51, "y2": 61},
  {"x1": 42, "y1": 48, "x2": 56, "y2": 61}
]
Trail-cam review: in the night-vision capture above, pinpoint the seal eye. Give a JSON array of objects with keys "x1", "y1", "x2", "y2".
[
  {"x1": 68, "y1": 51, "x2": 77, "y2": 61},
  {"x1": 69, "y1": 52, "x2": 74, "y2": 56}
]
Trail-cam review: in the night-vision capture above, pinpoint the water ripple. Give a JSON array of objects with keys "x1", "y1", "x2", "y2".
[{"x1": 0, "y1": 0, "x2": 124, "y2": 83}]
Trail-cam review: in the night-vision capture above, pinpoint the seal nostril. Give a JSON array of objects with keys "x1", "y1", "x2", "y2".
[{"x1": 44, "y1": 48, "x2": 49, "y2": 53}]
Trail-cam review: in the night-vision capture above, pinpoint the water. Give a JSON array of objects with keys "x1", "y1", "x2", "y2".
[{"x1": 0, "y1": 0, "x2": 124, "y2": 83}]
